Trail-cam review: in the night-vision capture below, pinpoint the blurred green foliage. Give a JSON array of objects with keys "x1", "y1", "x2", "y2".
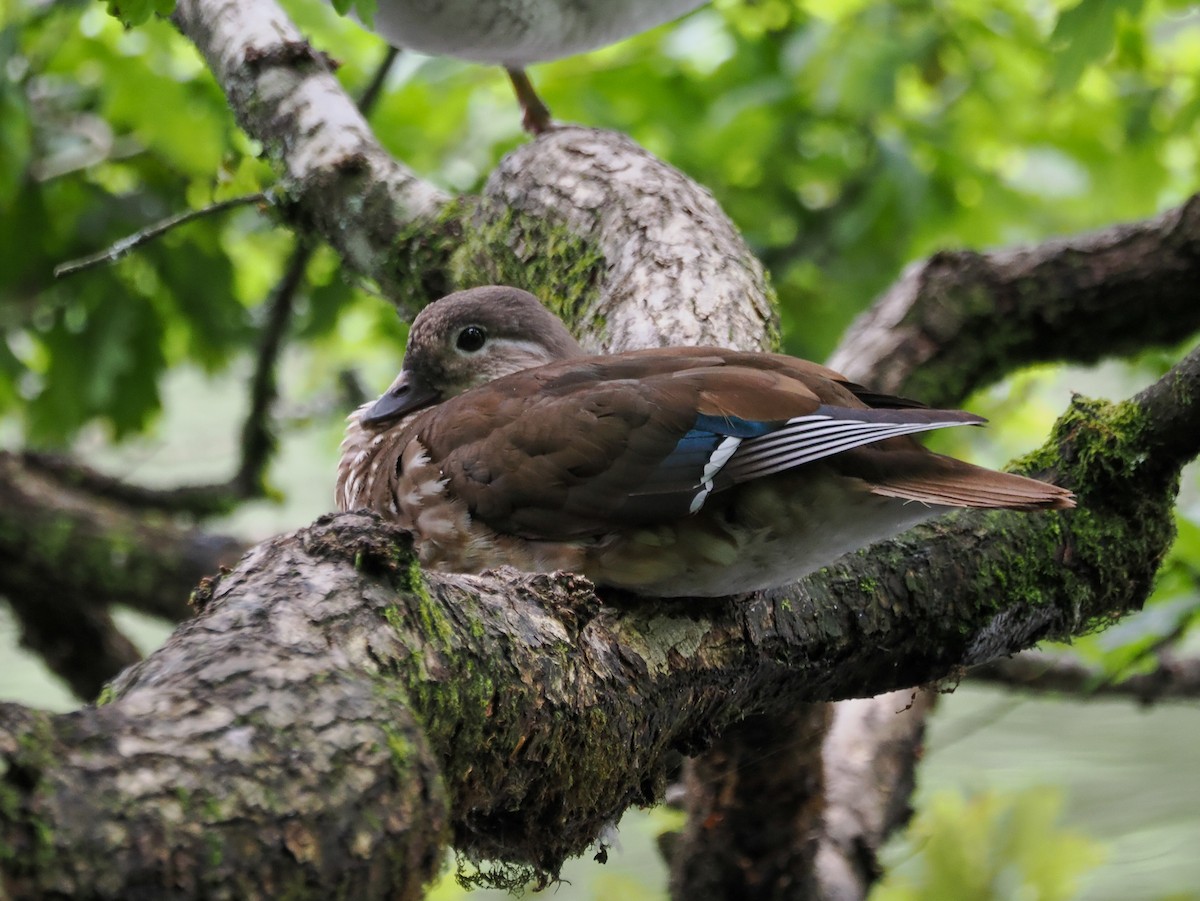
[
  {"x1": 874, "y1": 787, "x2": 1107, "y2": 901},
  {"x1": 4, "y1": 0, "x2": 1200, "y2": 439},
  {"x1": 1, "y1": 0, "x2": 1198, "y2": 895}
]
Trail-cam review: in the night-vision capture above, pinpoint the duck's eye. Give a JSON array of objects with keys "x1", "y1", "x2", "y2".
[{"x1": 456, "y1": 326, "x2": 487, "y2": 352}]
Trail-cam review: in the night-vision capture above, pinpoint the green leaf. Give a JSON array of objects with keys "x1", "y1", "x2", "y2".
[
  {"x1": 104, "y1": 0, "x2": 177, "y2": 29},
  {"x1": 1050, "y1": 0, "x2": 1145, "y2": 89},
  {"x1": 150, "y1": 235, "x2": 250, "y2": 371},
  {"x1": 0, "y1": 330, "x2": 21, "y2": 413},
  {"x1": 27, "y1": 285, "x2": 166, "y2": 443},
  {"x1": 332, "y1": 0, "x2": 376, "y2": 27}
]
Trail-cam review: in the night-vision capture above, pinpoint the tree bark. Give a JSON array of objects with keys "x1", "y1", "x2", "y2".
[
  {"x1": 829, "y1": 195, "x2": 1200, "y2": 404},
  {"x1": 2, "y1": 335, "x2": 1195, "y2": 895},
  {"x1": 815, "y1": 690, "x2": 935, "y2": 900},
  {"x1": 669, "y1": 706, "x2": 831, "y2": 899}
]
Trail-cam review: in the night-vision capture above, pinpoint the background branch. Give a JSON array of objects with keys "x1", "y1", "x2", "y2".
[
  {"x1": 808, "y1": 204, "x2": 1200, "y2": 896},
  {"x1": 170, "y1": 7, "x2": 1200, "y2": 899},
  {"x1": 829, "y1": 194, "x2": 1200, "y2": 403},
  {"x1": 0, "y1": 453, "x2": 244, "y2": 698},
  {"x1": 0, "y1": 44, "x2": 409, "y2": 703},
  {"x1": 971, "y1": 651, "x2": 1200, "y2": 703},
  {"x1": 3, "y1": 2, "x2": 1195, "y2": 897},
  {"x1": 52, "y1": 192, "x2": 271, "y2": 278}
]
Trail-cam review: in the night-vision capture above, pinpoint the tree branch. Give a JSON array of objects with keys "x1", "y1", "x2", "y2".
[
  {"x1": 17, "y1": 214, "x2": 296, "y2": 519},
  {"x1": 816, "y1": 689, "x2": 934, "y2": 898},
  {"x1": 1, "y1": 327, "x2": 1193, "y2": 894},
  {"x1": 171, "y1": 0, "x2": 452, "y2": 308},
  {"x1": 816, "y1": 203, "x2": 1200, "y2": 897},
  {"x1": 0, "y1": 453, "x2": 245, "y2": 699},
  {"x1": 171, "y1": 0, "x2": 777, "y2": 350},
  {"x1": 970, "y1": 650, "x2": 1200, "y2": 703},
  {"x1": 1133, "y1": 340, "x2": 1200, "y2": 468},
  {"x1": 24, "y1": 5, "x2": 1190, "y2": 899},
  {"x1": 472, "y1": 128, "x2": 778, "y2": 352},
  {"x1": 53, "y1": 192, "x2": 272, "y2": 278},
  {"x1": 828, "y1": 195, "x2": 1200, "y2": 404},
  {"x1": 668, "y1": 706, "x2": 830, "y2": 898}
]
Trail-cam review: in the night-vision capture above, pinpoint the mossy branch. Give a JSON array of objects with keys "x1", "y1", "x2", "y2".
[
  {"x1": 1, "y1": 343, "x2": 1194, "y2": 896},
  {"x1": 829, "y1": 195, "x2": 1200, "y2": 404}
]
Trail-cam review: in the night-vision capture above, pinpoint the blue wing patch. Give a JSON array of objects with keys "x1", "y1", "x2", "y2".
[
  {"x1": 692, "y1": 413, "x2": 776, "y2": 438},
  {"x1": 625, "y1": 408, "x2": 979, "y2": 516},
  {"x1": 629, "y1": 413, "x2": 779, "y2": 509}
]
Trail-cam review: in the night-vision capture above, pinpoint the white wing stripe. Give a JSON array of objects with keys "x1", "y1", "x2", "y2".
[
  {"x1": 701, "y1": 435, "x2": 742, "y2": 483},
  {"x1": 743, "y1": 421, "x2": 904, "y2": 453},
  {"x1": 727, "y1": 419, "x2": 976, "y2": 480},
  {"x1": 739, "y1": 420, "x2": 940, "y2": 455}
]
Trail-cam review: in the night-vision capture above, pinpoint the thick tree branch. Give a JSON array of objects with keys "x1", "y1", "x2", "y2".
[
  {"x1": 828, "y1": 195, "x2": 1200, "y2": 404},
  {"x1": 57, "y1": 0, "x2": 1200, "y2": 403},
  {"x1": 472, "y1": 128, "x2": 777, "y2": 352},
  {"x1": 1133, "y1": 341, "x2": 1200, "y2": 468},
  {"x1": 18, "y1": 7, "x2": 1190, "y2": 901},
  {"x1": 171, "y1": 0, "x2": 777, "y2": 350},
  {"x1": 668, "y1": 706, "x2": 830, "y2": 898},
  {"x1": 816, "y1": 689, "x2": 934, "y2": 899},
  {"x1": 816, "y1": 218, "x2": 1200, "y2": 896},
  {"x1": 1, "y1": 333, "x2": 1192, "y2": 895}
]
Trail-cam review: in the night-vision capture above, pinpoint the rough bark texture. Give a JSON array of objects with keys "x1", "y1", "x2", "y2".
[
  {"x1": 0, "y1": 522, "x2": 450, "y2": 901},
  {"x1": 471, "y1": 128, "x2": 777, "y2": 353},
  {"x1": 170, "y1": 0, "x2": 779, "y2": 347},
  {"x1": 171, "y1": 0, "x2": 452, "y2": 308},
  {"x1": 829, "y1": 194, "x2": 1200, "y2": 405},
  {"x1": 1, "y1": 333, "x2": 1193, "y2": 895}
]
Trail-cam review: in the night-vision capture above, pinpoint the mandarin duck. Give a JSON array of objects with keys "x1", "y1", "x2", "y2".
[
  {"x1": 330, "y1": 0, "x2": 708, "y2": 132},
  {"x1": 336, "y1": 286, "x2": 1074, "y2": 597}
]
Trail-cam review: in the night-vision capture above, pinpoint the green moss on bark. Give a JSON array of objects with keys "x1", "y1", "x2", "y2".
[
  {"x1": 1013, "y1": 396, "x2": 1152, "y2": 486},
  {"x1": 387, "y1": 199, "x2": 470, "y2": 309},
  {"x1": 449, "y1": 208, "x2": 606, "y2": 335},
  {"x1": 979, "y1": 394, "x2": 1177, "y2": 634},
  {"x1": 0, "y1": 715, "x2": 58, "y2": 874}
]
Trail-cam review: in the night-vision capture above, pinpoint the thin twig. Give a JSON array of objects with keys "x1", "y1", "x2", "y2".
[
  {"x1": 358, "y1": 46, "x2": 400, "y2": 116},
  {"x1": 53, "y1": 191, "x2": 271, "y2": 278},
  {"x1": 970, "y1": 650, "x2": 1200, "y2": 704},
  {"x1": 232, "y1": 240, "x2": 311, "y2": 496}
]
